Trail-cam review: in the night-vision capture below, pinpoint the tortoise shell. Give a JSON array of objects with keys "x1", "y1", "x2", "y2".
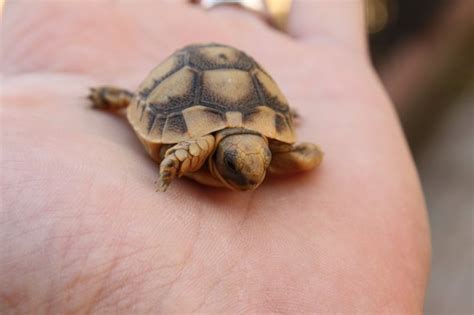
[{"x1": 127, "y1": 43, "x2": 295, "y2": 147}]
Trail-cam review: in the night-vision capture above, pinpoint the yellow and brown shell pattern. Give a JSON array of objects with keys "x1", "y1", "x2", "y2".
[{"x1": 127, "y1": 43, "x2": 296, "y2": 147}]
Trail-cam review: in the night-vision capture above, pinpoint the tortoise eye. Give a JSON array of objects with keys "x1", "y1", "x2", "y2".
[{"x1": 225, "y1": 156, "x2": 237, "y2": 172}]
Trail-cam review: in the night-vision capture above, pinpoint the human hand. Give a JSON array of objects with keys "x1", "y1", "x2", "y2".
[{"x1": 1, "y1": 1, "x2": 430, "y2": 313}]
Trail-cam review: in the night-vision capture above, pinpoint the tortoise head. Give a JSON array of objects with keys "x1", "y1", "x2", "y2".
[{"x1": 212, "y1": 133, "x2": 272, "y2": 191}]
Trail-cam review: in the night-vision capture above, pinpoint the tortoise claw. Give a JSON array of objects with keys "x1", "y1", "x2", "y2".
[
  {"x1": 87, "y1": 87, "x2": 102, "y2": 108},
  {"x1": 155, "y1": 179, "x2": 170, "y2": 192}
]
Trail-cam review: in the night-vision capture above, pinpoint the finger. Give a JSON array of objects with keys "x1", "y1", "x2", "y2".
[
  {"x1": 200, "y1": 2, "x2": 271, "y2": 30},
  {"x1": 1, "y1": 0, "x2": 279, "y2": 80},
  {"x1": 1, "y1": 0, "x2": 195, "y2": 78},
  {"x1": 288, "y1": 0, "x2": 367, "y2": 52},
  {"x1": 2, "y1": 0, "x2": 137, "y2": 77}
]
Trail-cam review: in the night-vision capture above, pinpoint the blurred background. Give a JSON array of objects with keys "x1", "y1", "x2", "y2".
[{"x1": 366, "y1": 0, "x2": 473, "y2": 313}]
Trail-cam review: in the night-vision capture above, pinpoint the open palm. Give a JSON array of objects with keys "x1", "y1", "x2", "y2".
[{"x1": 1, "y1": 1, "x2": 430, "y2": 313}]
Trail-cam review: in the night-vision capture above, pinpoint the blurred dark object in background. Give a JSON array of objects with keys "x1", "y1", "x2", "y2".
[
  {"x1": 365, "y1": 1, "x2": 474, "y2": 313},
  {"x1": 368, "y1": 0, "x2": 447, "y2": 64},
  {"x1": 367, "y1": 0, "x2": 473, "y2": 151}
]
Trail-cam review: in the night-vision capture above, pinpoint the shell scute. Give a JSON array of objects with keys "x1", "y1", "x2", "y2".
[
  {"x1": 254, "y1": 69, "x2": 289, "y2": 113},
  {"x1": 162, "y1": 112, "x2": 188, "y2": 143},
  {"x1": 147, "y1": 67, "x2": 196, "y2": 110},
  {"x1": 128, "y1": 43, "x2": 296, "y2": 144},
  {"x1": 138, "y1": 54, "x2": 185, "y2": 98},
  {"x1": 188, "y1": 45, "x2": 254, "y2": 71},
  {"x1": 182, "y1": 106, "x2": 227, "y2": 139},
  {"x1": 201, "y1": 69, "x2": 260, "y2": 111}
]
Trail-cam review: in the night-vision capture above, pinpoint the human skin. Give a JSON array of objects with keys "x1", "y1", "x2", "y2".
[{"x1": 1, "y1": 1, "x2": 430, "y2": 313}]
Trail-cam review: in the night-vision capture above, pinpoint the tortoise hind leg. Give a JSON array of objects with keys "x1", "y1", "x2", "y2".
[
  {"x1": 88, "y1": 86, "x2": 134, "y2": 111},
  {"x1": 268, "y1": 142, "x2": 323, "y2": 175}
]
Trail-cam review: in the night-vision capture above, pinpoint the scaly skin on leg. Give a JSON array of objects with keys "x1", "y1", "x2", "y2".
[
  {"x1": 268, "y1": 142, "x2": 323, "y2": 175},
  {"x1": 88, "y1": 86, "x2": 134, "y2": 110},
  {"x1": 157, "y1": 135, "x2": 215, "y2": 191}
]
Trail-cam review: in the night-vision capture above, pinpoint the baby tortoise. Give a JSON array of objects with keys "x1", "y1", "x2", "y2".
[{"x1": 89, "y1": 43, "x2": 323, "y2": 191}]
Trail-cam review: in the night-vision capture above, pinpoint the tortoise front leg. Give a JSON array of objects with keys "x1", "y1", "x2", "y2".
[
  {"x1": 268, "y1": 142, "x2": 323, "y2": 175},
  {"x1": 157, "y1": 135, "x2": 216, "y2": 191},
  {"x1": 88, "y1": 86, "x2": 134, "y2": 111}
]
